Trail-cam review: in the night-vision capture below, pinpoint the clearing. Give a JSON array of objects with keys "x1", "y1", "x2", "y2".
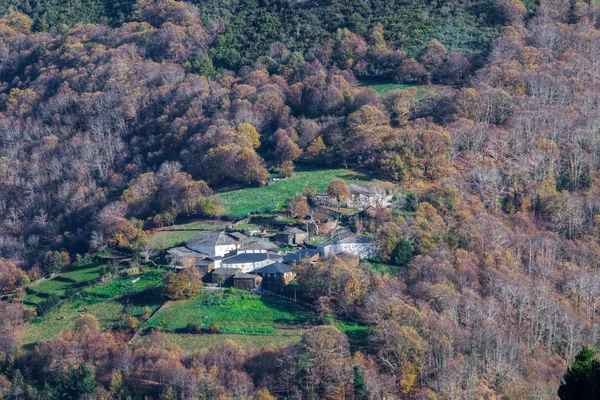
[{"x1": 220, "y1": 168, "x2": 372, "y2": 218}]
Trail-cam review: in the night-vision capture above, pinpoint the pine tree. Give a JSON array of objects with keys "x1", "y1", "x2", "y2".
[
  {"x1": 558, "y1": 346, "x2": 600, "y2": 400},
  {"x1": 353, "y1": 365, "x2": 369, "y2": 400}
]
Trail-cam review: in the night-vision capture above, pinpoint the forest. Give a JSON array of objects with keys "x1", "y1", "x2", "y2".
[{"x1": 1, "y1": 0, "x2": 600, "y2": 398}]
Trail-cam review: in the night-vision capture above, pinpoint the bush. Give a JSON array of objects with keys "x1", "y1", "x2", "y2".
[{"x1": 36, "y1": 294, "x2": 61, "y2": 316}]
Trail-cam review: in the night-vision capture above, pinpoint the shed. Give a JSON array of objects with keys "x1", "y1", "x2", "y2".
[
  {"x1": 233, "y1": 273, "x2": 262, "y2": 290},
  {"x1": 210, "y1": 267, "x2": 241, "y2": 287}
]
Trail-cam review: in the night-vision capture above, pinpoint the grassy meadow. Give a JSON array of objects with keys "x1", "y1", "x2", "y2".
[
  {"x1": 219, "y1": 168, "x2": 372, "y2": 218},
  {"x1": 22, "y1": 269, "x2": 165, "y2": 348},
  {"x1": 144, "y1": 289, "x2": 315, "y2": 335}
]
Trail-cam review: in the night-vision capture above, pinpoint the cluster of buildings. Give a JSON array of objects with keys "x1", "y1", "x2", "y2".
[{"x1": 166, "y1": 229, "x2": 375, "y2": 293}]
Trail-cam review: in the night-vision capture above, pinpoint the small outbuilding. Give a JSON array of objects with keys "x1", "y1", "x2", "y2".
[
  {"x1": 275, "y1": 227, "x2": 308, "y2": 246},
  {"x1": 210, "y1": 267, "x2": 241, "y2": 287},
  {"x1": 233, "y1": 273, "x2": 262, "y2": 290},
  {"x1": 283, "y1": 248, "x2": 320, "y2": 265}
]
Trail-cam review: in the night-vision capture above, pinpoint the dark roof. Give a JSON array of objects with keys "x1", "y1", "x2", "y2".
[
  {"x1": 166, "y1": 247, "x2": 204, "y2": 258},
  {"x1": 186, "y1": 231, "x2": 237, "y2": 247},
  {"x1": 234, "y1": 273, "x2": 259, "y2": 280},
  {"x1": 280, "y1": 227, "x2": 306, "y2": 235},
  {"x1": 240, "y1": 239, "x2": 278, "y2": 251},
  {"x1": 211, "y1": 267, "x2": 241, "y2": 275},
  {"x1": 318, "y1": 234, "x2": 373, "y2": 248},
  {"x1": 283, "y1": 249, "x2": 319, "y2": 264},
  {"x1": 348, "y1": 183, "x2": 382, "y2": 196},
  {"x1": 228, "y1": 232, "x2": 247, "y2": 241},
  {"x1": 194, "y1": 259, "x2": 214, "y2": 267},
  {"x1": 222, "y1": 253, "x2": 270, "y2": 265},
  {"x1": 251, "y1": 262, "x2": 291, "y2": 274}
]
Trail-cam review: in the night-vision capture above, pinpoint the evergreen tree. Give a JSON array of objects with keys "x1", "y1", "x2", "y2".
[
  {"x1": 353, "y1": 365, "x2": 369, "y2": 400},
  {"x1": 558, "y1": 346, "x2": 600, "y2": 400},
  {"x1": 393, "y1": 238, "x2": 413, "y2": 267}
]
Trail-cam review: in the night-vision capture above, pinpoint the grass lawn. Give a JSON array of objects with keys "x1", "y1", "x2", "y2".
[
  {"x1": 84, "y1": 269, "x2": 164, "y2": 299},
  {"x1": 220, "y1": 168, "x2": 372, "y2": 218},
  {"x1": 144, "y1": 289, "x2": 316, "y2": 335},
  {"x1": 156, "y1": 333, "x2": 302, "y2": 351},
  {"x1": 359, "y1": 79, "x2": 439, "y2": 100},
  {"x1": 369, "y1": 261, "x2": 401, "y2": 276},
  {"x1": 146, "y1": 230, "x2": 204, "y2": 249}
]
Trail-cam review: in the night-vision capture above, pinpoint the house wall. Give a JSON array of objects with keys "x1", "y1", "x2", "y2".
[
  {"x1": 260, "y1": 271, "x2": 295, "y2": 291},
  {"x1": 233, "y1": 278, "x2": 259, "y2": 290},
  {"x1": 222, "y1": 258, "x2": 273, "y2": 273},
  {"x1": 320, "y1": 243, "x2": 376, "y2": 259}
]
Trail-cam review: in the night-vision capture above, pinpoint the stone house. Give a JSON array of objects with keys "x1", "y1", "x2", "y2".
[
  {"x1": 275, "y1": 227, "x2": 308, "y2": 246},
  {"x1": 251, "y1": 262, "x2": 295, "y2": 292},
  {"x1": 209, "y1": 267, "x2": 241, "y2": 287},
  {"x1": 233, "y1": 273, "x2": 262, "y2": 290}
]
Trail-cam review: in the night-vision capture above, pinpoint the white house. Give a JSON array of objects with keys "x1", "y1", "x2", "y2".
[
  {"x1": 318, "y1": 235, "x2": 376, "y2": 259},
  {"x1": 186, "y1": 231, "x2": 239, "y2": 257}
]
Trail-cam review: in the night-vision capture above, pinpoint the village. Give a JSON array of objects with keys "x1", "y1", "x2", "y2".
[{"x1": 164, "y1": 182, "x2": 393, "y2": 295}]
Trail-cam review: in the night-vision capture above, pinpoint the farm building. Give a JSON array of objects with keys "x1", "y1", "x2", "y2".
[
  {"x1": 275, "y1": 227, "x2": 307, "y2": 246},
  {"x1": 312, "y1": 183, "x2": 392, "y2": 210},
  {"x1": 251, "y1": 262, "x2": 295, "y2": 292},
  {"x1": 233, "y1": 273, "x2": 262, "y2": 290},
  {"x1": 282, "y1": 249, "x2": 320, "y2": 265},
  {"x1": 186, "y1": 231, "x2": 240, "y2": 257},
  {"x1": 166, "y1": 247, "x2": 206, "y2": 269},
  {"x1": 209, "y1": 268, "x2": 241, "y2": 287},
  {"x1": 220, "y1": 253, "x2": 282, "y2": 273},
  {"x1": 318, "y1": 235, "x2": 376, "y2": 259}
]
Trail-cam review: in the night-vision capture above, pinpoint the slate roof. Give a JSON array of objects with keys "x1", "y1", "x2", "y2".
[
  {"x1": 280, "y1": 227, "x2": 306, "y2": 235},
  {"x1": 194, "y1": 259, "x2": 214, "y2": 267},
  {"x1": 222, "y1": 253, "x2": 271, "y2": 265},
  {"x1": 318, "y1": 234, "x2": 373, "y2": 248},
  {"x1": 228, "y1": 232, "x2": 247, "y2": 241},
  {"x1": 186, "y1": 231, "x2": 237, "y2": 247},
  {"x1": 283, "y1": 249, "x2": 319, "y2": 264},
  {"x1": 348, "y1": 183, "x2": 382, "y2": 196},
  {"x1": 234, "y1": 273, "x2": 259, "y2": 280},
  {"x1": 241, "y1": 239, "x2": 279, "y2": 252},
  {"x1": 167, "y1": 247, "x2": 204, "y2": 258},
  {"x1": 251, "y1": 262, "x2": 291, "y2": 274},
  {"x1": 211, "y1": 268, "x2": 241, "y2": 275}
]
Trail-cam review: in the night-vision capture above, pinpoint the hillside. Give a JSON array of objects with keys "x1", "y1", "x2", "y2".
[
  {"x1": 2, "y1": 0, "x2": 600, "y2": 398},
  {"x1": 0, "y1": 0, "x2": 514, "y2": 69}
]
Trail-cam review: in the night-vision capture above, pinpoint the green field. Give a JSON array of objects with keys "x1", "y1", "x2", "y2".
[
  {"x1": 144, "y1": 290, "x2": 315, "y2": 334},
  {"x1": 83, "y1": 269, "x2": 164, "y2": 299},
  {"x1": 22, "y1": 269, "x2": 165, "y2": 347},
  {"x1": 359, "y1": 79, "x2": 439, "y2": 99},
  {"x1": 220, "y1": 169, "x2": 372, "y2": 218},
  {"x1": 157, "y1": 332, "x2": 302, "y2": 351},
  {"x1": 25, "y1": 262, "x2": 105, "y2": 304}
]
